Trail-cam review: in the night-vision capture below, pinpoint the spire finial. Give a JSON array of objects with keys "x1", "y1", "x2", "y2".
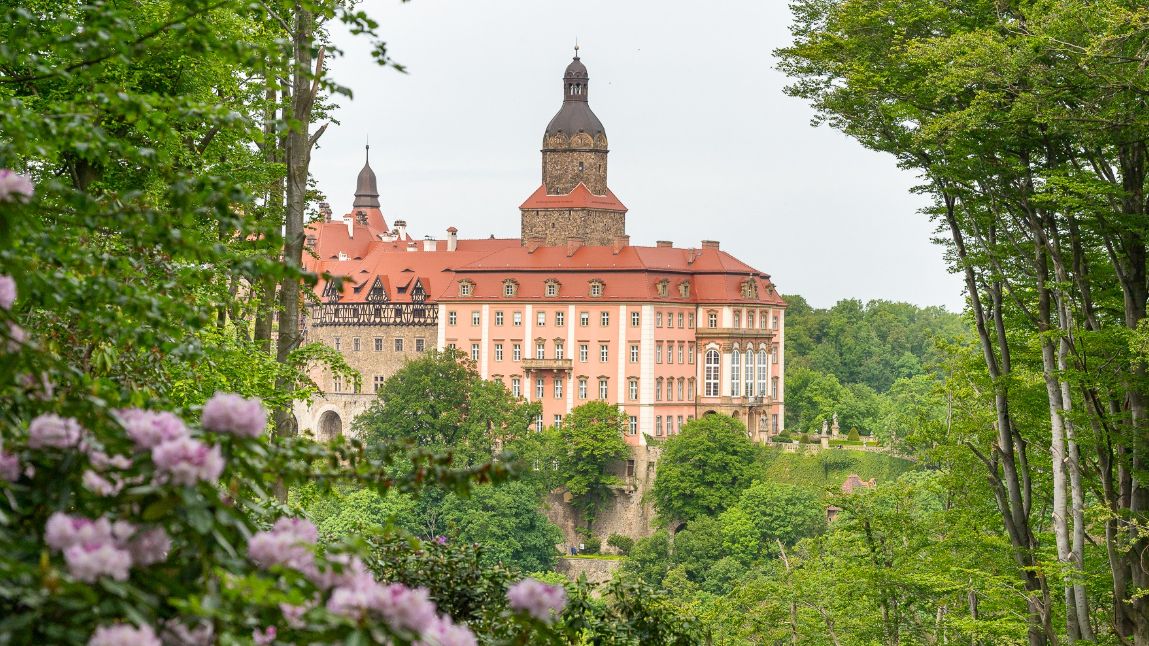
[
  {"x1": 574, "y1": 38, "x2": 579, "y2": 58},
  {"x1": 365, "y1": 137, "x2": 370, "y2": 163}
]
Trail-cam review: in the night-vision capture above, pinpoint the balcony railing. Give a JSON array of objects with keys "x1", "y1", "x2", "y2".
[{"x1": 521, "y1": 358, "x2": 573, "y2": 370}]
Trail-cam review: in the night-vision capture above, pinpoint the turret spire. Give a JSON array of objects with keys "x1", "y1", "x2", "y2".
[{"x1": 353, "y1": 144, "x2": 380, "y2": 209}]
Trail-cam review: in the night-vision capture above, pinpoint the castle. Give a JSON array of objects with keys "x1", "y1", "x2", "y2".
[{"x1": 295, "y1": 50, "x2": 787, "y2": 445}]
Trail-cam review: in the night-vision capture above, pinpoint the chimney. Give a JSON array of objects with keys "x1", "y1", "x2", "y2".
[
  {"x1": 566, "y1": 236, "x2": 584, "y2": 257},
  {"x1": 656, "y1": 240, "x2": 673, "y2": 248},
  {"x1": 394, "y1": 219, "x2": 407, "y2": 240},
  {"x1": 612, "y1": 234, "x2": 630, "y2": 255},
  {"x1": 525, "y1": 236, "x2": 545, "y2": 253},
  {"x1": 446, "y1": 226, "x2": 458, "y2": 252},
  {"x1": 344, "y1": 214, "x2": 354, "y2": 238},
  {"x1": 423, "y1": 236, "x2": 436, "y2": 252},
  {"x1": 319, "y1": 202, "x2": 333, "y2": 222},
  {"x1": 686, "y1": 248, "x2": 700, "y2": 264},
  {"x1": 406, "y1": 241, "x2": 417, "y2": 252},
  {"x1": 701, "y1": 240, "x2": 720, "y2": 250}
]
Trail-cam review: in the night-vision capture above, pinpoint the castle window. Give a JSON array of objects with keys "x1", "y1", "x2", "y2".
[
  {"x1": 678, "y1": 281, "x2": 691, "y2": 298},
  {"x1": 731, "y1": 350, "x2": 741, "y2": 397},
  {"x1": 536, "y1": 341, "x2": 546, "y2": 360},
  {"x1": 374, "y1": 375, "x2": 386, "y2": 393},
  {"x1": 629, "y1": 417, "x2": 638, "y2": 436},
  {"x1": 513, "y1": 311, "x2": 522, "y2": 326},
  {"x1": 545, "y1": 281, "x2": 560, "y2": 297},
  {"x1": 458, "y1": 281, "x2": 473, "y2": 297},
  {"x1": 578, "y1": 161, "x2": 584, "y2": 172},
  {"x1": 707, "y1": 311, "x2": 718, "y2": 328},
  {"x1": 471, "y1": 344, "x2": 480, "y2": 361},
  {"x1": 578, "y1": 378, "x2": 588, "y2": 399},
  {"x1": 448, "y1": 311, "x2": 457, "y2": 326},
  {"x1": 394, "y1": 338, "x2": 404, "y2": 352},
  {"x1": 655, "y1": 378, "x2": 662, "y2": 402},
  {"x1": 630, "y1": 344, "x2": 639, "y2": 363},
  {"x1": 580, "y1": 312, "x2": 590, "y2": 327},
  {"x1": 600, "y1": 311, "x2": 610, "y2": 326},
  {"x1": 537, "y1": 311, "x2": 546, "y2": 327},
  {"x1": 628, "y1": 379, "x2": 639, "y2": 401},
  {"x1": 367, "y1": 277, "x2": 388, "y2": 302},
  {"x1": 556, "y1": 341, "x2": 565, "y2": 360},
  {"x1": 513, "y1": 343, "x2": 522, "y2": 361},
  {"x1": 374, "y1": 337, "x2": 383, "y2": 352},
  {"x1": 579, "y1": 344, "x2": 588, "y2": 362},
  {"x1": 556, "y1": 311, "x2": 565, "y2": 326},
  {"x1": 656, "y1": 416, "x2": 662, "y2": 436},
  {"x1": 333, "y1": 337, "x2": 341, "y2": 351},
  {"x1": 333, "y1": 375, "x2": 342, "y2": 393},
  {"x1": 600, "y1": 344, "x2": 609, "y2": 362},
  {"x1": 511, "y1": 377, "x2": 521, "y2": 398},
  {"x1": 495, "y1": 311, "x2": 504, "y2": 326},
  {"x1": 630, "y1": 311, "x2": 640, "y2": 327},
  {"x1": 352, "y1": 337, "x2": 361, "y2": 352},
  {"x1": 656, "y1": 279, "x2": 670, "y2": 298},
  {"x1": 656, "y1": 312, "x2": 662, "y2": 328},
  {"x1": 555, "y1": 379, "x2": 564, "y2": 399},
  {"x1": 740, "y1": 279, "x2": 759, "y2": 300},
  {"x1": 471, "y1": 311, "x2": 480, "y2": 326},
  {"x1": 589, "y1": 280, "x2": 604, "y2": 297},
  {"x1": 503, "y1": 280, "x2": 518, "y2": 297},
  {"x1": 598, "y1": 378, "x2": 609, "y2": 400},
  {"x1": 495, "y1": 344, "x2": 504, "y2": 361},
  {"x1": 705, "y1": 350, "x2": 720, "y2": 396},
  {"x1": 536, "y1": 377, "x2": 545, "y2": 399},
  {"x1": 688, "y1": 343, "x2": 696, "y2": 364}
]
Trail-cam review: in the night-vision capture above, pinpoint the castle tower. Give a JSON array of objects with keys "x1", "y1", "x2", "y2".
[{"x1": 521, "y1": 48, "x2": 627, "y2": 247}]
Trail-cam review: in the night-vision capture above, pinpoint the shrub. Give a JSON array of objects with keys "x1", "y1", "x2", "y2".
[
  {"x1": 848, "y1": 428, "x2": 861, "y2": 441},
  {"x1": 773, "y1": 432, "x2": 793, "y2": 443},
  {"x1": 799, "y1": 432, "x2": 811, "y2": 444},
  {"x1": 580, "y1": 537, "x2": 602, "y2": 554},
  {"x1": 608, "y1": 533, "x2": 635, "y2": 555}
]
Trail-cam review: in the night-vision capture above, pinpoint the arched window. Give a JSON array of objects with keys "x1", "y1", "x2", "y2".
[
  {"x1": 744, "y1": 350, "x2": 754, "y2": 397},
  {"x1": 758, "y1": 349, "x2": 769, "y2": 397},
  {"x1": 730, "y1": 349, "x2": 741, "y2": 397},
  {"x1": 705, "y1": 350, "x2": 720, "y2": 397}
]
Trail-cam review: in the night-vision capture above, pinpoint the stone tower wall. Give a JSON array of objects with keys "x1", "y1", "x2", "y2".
[
  {"x1": 542, "y1": 132, "x2": 609, "y2": 195},
  {"x1": 520, "y1": 208, "x2": 626, "y2": 246}
]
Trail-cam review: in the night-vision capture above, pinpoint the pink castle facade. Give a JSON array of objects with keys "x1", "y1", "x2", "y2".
[{"x1": 296, "y1": 51, "x2": 786, "y2": 445}]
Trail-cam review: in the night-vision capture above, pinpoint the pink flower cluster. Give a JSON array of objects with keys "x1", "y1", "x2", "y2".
[
  {"x1": 117, "y1": 408, "x2": 224, "y2": 486},
  {"x1": 87, "y1": 622, "x2": 161, "y2": 646},
  {"x1": 201, "y1": 392, "x2": 267, "y2": 437},
  {"x1": 44, "y1": 513, "x2": 170, "y2": 582},
  {"x1": 0, "y1": 275, "x2": 14, "y2": 310},
  {"x1": 248, "y1": 517, "x2": 320, "y2": 573},
  {"x1": 28, "y1": 414, "x2": 84, "y2": 449},
  {"x1": 0, "y1": 450, "x2": 19, "y2": 482},
  {"x1": 249, "y1": 517, "x2": 475, "y2": 644},
  {"x1": 0, "y1": 170, "x2": 34, "y2": 203},
  {"x1": 506, "y1": 578, "x2": 568, "y2": 625}
]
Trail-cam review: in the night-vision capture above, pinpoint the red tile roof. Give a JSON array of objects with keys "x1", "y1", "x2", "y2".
[{"x1": 519, "y1": 183, "x2": 627, "y2": 212}]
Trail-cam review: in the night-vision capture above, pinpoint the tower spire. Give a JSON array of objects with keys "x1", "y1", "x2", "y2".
[{"x1": 353, "y1": 142, "x2": 380, "y2": 209}]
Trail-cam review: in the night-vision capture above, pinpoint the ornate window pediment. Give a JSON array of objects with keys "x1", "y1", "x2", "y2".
[
  {"x1": 656, "y1": 279, "x2": 670, "y2": 298},
  {"x1": 322, "y1": 279, "x2": 342, "y2": 303},
  {"x1": 678, "y1": 280, "x2": 691, "y2": 298},
  {"x1": 544, "y1": 279, "x2": 561, "y2": 297},
  {"x1": 740, "y1": 279, "x2": 759, "y2": 300},
  {"x1": 588, "y1": 279, "x2": 605, "y2": 298},
  {"x1": 366, "y1": 277, "x2": 388, "y2": 303},
  {"x1": 458, "y1": 279, "x2": 475, "y2": 297},
  {"x1": 503, "y1": 279, "x2": 519, "y2": 297}
]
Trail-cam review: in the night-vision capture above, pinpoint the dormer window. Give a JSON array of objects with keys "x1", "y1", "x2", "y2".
[
  {"x1": 678, "y1": 281, "x2": 691, "y2": 298},
  {"x1": 503, "y1": 279, "x2": 519, "y2": 297},
  {"x1": 322, "y1": 279, "x2": 342, "y2": 303},
  {"x1": 545, "y1": 280, "x2": 560, "y2": 297},
  {"x1": 458, "y1": 280, "x2": 474, "y2": 297},
  {"x1": 656, "y1": 279, "x2": 670, "y2": 298},
  {"x1": 741, "y1": 279, "x2": 759, "y2": 300},
  {"x1": 366, "y1": 277, "x2": 388, "y2": 303},
  {"x1": 589, "y1": 280, "x2": 605, "y2": 298},
  {"x1": 337, "y1": 252, "x2": 348, "y2": 261}
]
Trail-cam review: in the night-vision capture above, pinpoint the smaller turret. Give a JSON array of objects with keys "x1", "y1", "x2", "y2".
[{"x1": 353, "y1": 145, "x2": 380, "y2": 209}]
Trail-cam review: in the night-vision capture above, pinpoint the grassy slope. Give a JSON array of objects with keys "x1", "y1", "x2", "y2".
[{"x1": 754, "y1": 448, "x2": 914, "y2": 499}]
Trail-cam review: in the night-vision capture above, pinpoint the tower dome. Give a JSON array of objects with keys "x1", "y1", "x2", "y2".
[
  {"x1": 353, "y1": 145, "x2": 380, "y2": 209},
  {"x1": 544, "y1": 47, "x2": 606, "y2": 140}
]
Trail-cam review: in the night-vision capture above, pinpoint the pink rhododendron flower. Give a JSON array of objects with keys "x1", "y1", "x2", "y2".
[
  {"x1": 506, "y1": 578, "x2": 567, "y2": 625},
  {"x1": 151, "y1": 437, "x2": 224, "y2": 485},
  {"x1": 17, "y1": 371, "x2": 55, "y2": 400},
  {"x1": 252, "y1": 626, "x2": 276, "y2": 645},
  {"x1": 64, "y1": 541, "x2": 132, "y2": 582},
  {"x1": 0, "y1": 170, "x2": 34, "y2": 203},
  {"x1": 0, "y1": 275, "x2": 14, "y2": 310},
  {"x1": 161, "y1": 620, "x2": 214, "y2": 646},
  {"x1": 118, "y1": 409, "x2": 189, "y2": 450},
  {"x1": 28, "y1": 414, "x2": 83, "y2": 449},
  {"x1": 88, "y1": 450, "x2": 133, "y2": 471},
  {"x1": 201, "y1": 392, "x2": 267, "y2": 437},
  {"x1": 87, "y1": 623, "x2": 161, "y2": 646},
  {"x1": 0, "y1": 451, "x2": 20, "y2": 482},
  {"x1": 417, "y1": 615, "x2": 478, "y2": 646},
  {"x1": 248, "y1": 517, "x2": 319, "y2": 573},
  {"x1": 45, "y1": 513, "x2": 114, "y2": 551},
  {"x1": 308, "y1": 553, "x2": 369, "y2": 590},
  {"x1": 376, "y1": 583, "x2": 439, "y2": 635},
  {"x1": 280, "y1": 600, "x2": 314, "y2": 629},
  {"x1": 82, "y1": 469, "x2": 123, "y2": 496},
  {"x1": 127, "y1": 527, "x2": 171, "y2": 566}
]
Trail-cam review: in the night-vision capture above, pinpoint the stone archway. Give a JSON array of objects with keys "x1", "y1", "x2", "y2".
[{"x1": 318, "y1": 410, "x2": 342, "y2": 441}]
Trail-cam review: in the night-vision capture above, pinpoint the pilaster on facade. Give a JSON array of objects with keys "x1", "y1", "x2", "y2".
[
  {"x1": 639, "y1": 304, "x2": 655, "y2": 442},
  {"x1": 479, "y1": 304, "x2": 490, "y2": 378}
]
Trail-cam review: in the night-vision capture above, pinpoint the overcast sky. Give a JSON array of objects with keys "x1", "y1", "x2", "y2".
[{"x1": 309, "y1": 1, "x2": 965, "y2": 312}]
